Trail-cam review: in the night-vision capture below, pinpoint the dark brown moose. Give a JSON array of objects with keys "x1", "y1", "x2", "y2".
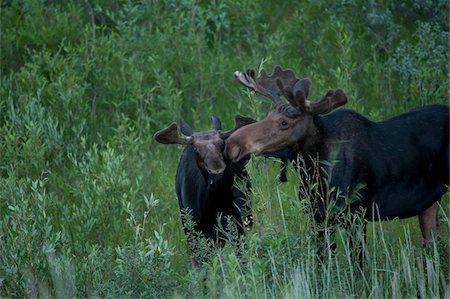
[
  {"x1": 154, "y1": 115, "x2": 256, "y2": 266},
  {"x1": 225, "y1": 65, "x2": 449, "y2": 264}
]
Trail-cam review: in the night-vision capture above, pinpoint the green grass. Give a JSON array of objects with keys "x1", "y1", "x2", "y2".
[{"x1": 0, "y1": 0, "x2": 448, "y2": 297}]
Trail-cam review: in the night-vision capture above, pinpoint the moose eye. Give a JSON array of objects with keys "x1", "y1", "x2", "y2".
[{"x1": 280, "y1": 119, "x2": 289, "y2": 129}]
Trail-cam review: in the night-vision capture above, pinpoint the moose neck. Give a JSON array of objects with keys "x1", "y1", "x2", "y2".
[{"x1": 291, "y1": 115, "x2": 325, "y2": 163}]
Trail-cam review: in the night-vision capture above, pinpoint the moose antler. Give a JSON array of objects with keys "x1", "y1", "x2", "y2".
[
  {"x1": 235, "y1": 65, "x2": 348, "y2": 115},
  {"x1": 283, "y1": 86, "x2": 347, "y2": 115},
  {"x1": 234, "y1": 65, "x2": 301, "y2": 106},
  {"x1": 265, "y1": 68, "x2": 347, "y2": 115},
  {"x1": 154, "y1": 123, "x2": 192, "y2": 145},
  {"x1": 308, "y1": 89, "x2": 347, "y2": 115}
]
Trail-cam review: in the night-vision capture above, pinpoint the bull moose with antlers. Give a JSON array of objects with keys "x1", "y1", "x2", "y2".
[{"x1": 225, "y1": 65, "x2": 449, "y2": 264}]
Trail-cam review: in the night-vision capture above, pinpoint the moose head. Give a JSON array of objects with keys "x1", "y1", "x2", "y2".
[
  {"x1": 225, "y1": 65, "x2": 348, "y2": 162},
  {"x1": 155, "y1": 115, "x2": 255, "y2": 190}
]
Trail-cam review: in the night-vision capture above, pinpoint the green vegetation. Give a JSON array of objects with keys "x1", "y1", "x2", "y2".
[{"x1": 1, "y1": 0, "x2": 448, "y2": 297}]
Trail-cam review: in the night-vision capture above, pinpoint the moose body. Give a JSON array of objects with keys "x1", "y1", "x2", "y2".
[
  {"x1": 311, "y1": 105, "x2": 448, "y2": 221},
  {"x1": 175, "y1": 145, "x2": 249, "y2": 241},
  {"x1": 225, "y1": 66, "x2": 449, "y2": 262}
]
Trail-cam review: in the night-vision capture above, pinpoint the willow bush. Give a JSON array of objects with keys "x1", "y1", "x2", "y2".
[{"x1": 1, "y1": 0, "x2": 448, "y2": 297}]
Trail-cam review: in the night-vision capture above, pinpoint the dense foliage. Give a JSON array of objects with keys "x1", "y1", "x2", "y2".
[{"x1": 1, "y1": 0, "x2": 448, "y2": 297}]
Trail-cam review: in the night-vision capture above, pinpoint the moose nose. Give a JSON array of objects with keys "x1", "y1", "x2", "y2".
[
  {"x1": 224, "y1": 142, "x2": 242, "y2": 163},
  {"x1": 204, "y1": 153, "x2": 226, "y2": 174}
]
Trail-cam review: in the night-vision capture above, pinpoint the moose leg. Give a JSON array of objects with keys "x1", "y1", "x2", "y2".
[
  {"x1": 215, "y1": 213, "x2": 245, "y2": 258},
  {"x1": 348, "y1": 222, "x2": 367, "y2": 270},
  {"x1": 232, "y1": 187, "x2": 253, "y2": 229},
  {"x1": 313, "y1": 207, "x2": 337, "y2": 265},
  {"x1": 316, "y1": 228, "x2": 337, "y2": 265},
  {"x1": 181, "y1": 219, "x2": 215, "y2": 268},
  {"x1": 418, "y1": 201, "x2": 440, "y2": 245},
  {"x1": 181, "y1": 225, "x2": 201, "y2": 269},
  {"x1": 341, "y1": 207, "x2": 367, "y2": 270},
  {"x1": 190, "y1": 255, "x2": 200, "y2": 268},
  {"x1": 310, "y1": 198, "x2": 337, "y2": 265},
  {"x1": 186, "y1": 236, "x2": 210, "y2": 269}
]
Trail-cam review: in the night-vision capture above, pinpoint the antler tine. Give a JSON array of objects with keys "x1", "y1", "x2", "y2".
[
  {"x1": 234, "y1": 65, "x2": 301, "y2": 106},
  {"x1": 307, "y1": 89, "x2": 348, "y2": 115}
]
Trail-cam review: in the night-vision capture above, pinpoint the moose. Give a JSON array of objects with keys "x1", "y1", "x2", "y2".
[
  {"x1": 225, "y1": 65, "x2": 449, "y2": 264},
  {"x1": 154, "y1": 115, "x2": 255, "y2": 266}
]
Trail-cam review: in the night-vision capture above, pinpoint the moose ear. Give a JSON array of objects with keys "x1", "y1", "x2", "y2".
[
  {"x1": 154, "y1": 123, "x2": 192, "y2": 145},
  {"x1": 283, "y1": 78, "x2": 311, "y2": 111},
  {"x1": 294, "y1": 78, "x2": 310, "y2": 99},
  {"x1": 220, "y1": 115, "x2": 256, "y2": 139},
  {"x1": 211, "y1": 115, "x2": 222, "y2": 131},
  {"x1": 233, "y1": 115, "x2": 256, "y2": 129},
  {"x1": 179, "y1": 117, "x2": 194, "y2": 136}
]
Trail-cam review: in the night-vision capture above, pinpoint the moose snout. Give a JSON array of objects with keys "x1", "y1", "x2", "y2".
[
  {"x1": 224, "y1": 141, "x2": 242, "y2": 163},
  {"x1": 204, "y1": 153, "x2": 226, "y2": 175}
]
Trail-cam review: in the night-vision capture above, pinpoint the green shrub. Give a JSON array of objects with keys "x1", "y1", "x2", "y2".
[{"x1": 1, "y1": 0, "x2": 448, "y2": 297}]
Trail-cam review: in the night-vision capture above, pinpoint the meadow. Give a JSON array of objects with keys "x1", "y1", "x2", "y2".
[{"x1": 1, "y1": 0, "x2": 449, "y2": 297}]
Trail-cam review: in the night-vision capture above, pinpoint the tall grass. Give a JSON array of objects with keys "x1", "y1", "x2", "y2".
[
  {"x1": 1, "y1": 0, "x2": 448, "y2": 297},
  {"x1": 170, "y1": 158, "x2": 449, "y2": 298}
]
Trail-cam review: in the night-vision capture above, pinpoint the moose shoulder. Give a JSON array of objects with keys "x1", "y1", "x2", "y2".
[{"x1": 225, "y1": 66, "x2": 449, "y2": 258}]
